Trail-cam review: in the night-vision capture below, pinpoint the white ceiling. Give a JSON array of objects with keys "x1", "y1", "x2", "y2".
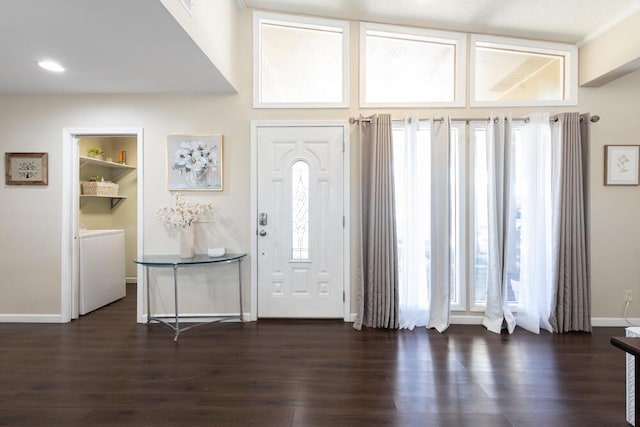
[
  {"x1": 1, "y1": 0, "x2": 639, "y2": 94},
  {"x1": 0, "y1": 0, "x2": 234, "y2": 94}
]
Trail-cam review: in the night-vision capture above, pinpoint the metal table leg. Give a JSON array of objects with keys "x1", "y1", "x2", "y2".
[
  {"x1": 146, "y1": 266, "x2": 151, "y2": 324},
  {"x1": 238, "y1": 259, "x2": 244, "y2": 322},
  {"x1": 173, "y1": 265, "x2": 179, "y2": 341}
]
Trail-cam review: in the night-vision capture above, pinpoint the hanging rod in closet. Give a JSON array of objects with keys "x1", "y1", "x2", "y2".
[{"x1": 349, "y1": 114, "x2": 600, "y2": 125}]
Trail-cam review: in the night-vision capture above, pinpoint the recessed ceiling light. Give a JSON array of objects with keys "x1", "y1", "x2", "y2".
[{"x1": 38, "y1": 60, "x2": 65, "y2": 73}]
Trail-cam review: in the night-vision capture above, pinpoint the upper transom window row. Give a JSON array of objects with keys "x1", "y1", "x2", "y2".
[
  {"x1": 470, "y1": 35, "x2": 578, "y2": 107},
  {"x1": 360, "y1": 23, "x2": 467, "y2": 108},
  {"x1": 253, "y1": 11, "x2": 349, "y2": 108},
  {"x1": 253, "y1": 12, "x2": 578, "y2": 108}
]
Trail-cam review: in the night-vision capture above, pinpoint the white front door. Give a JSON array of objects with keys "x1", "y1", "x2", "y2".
[{"x1": 257, "y1": 126, "x2": 344, "y2": 318}]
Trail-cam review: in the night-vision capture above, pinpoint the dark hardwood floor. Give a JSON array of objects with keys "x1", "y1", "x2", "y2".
[{"x1": 0, "y1": 284, "x2": 629, "y2": 426}]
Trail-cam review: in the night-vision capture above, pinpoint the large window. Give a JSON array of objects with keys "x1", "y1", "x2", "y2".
[
  {"x1": 360, "y1": 23, "x2": 466, "y2": 107},
  {"x1": 253, "y1": 12, "x2": 349, "y2": 108},
  {"x1": 394, "y1": 119, "x2": 539, "y2": 315},
  {"x1": 470, "y1": 35, "x2": 578, "y2": 107},
  {"x1": 392, "y1": 120, "x2": 466, "y2": 316}
]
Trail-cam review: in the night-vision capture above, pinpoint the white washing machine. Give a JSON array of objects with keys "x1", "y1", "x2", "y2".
[{"x1": 79, "y1": 229, "x2": 126, "y2": 315}]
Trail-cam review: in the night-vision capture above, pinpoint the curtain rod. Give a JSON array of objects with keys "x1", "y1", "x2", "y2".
[{"x1": 349, "y1": 114, "x2": 600, "y2": 124}]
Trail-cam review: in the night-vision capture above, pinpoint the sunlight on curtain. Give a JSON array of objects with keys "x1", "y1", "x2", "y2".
[
  {"x1": 479, "y1": 116, "x2": 512, "y2": 333},
  {"x1": 393, "y1": 116, "x2": 451, "y2": 331},
  {"x1": 393, "y1": 117, "x2": 431, "y2": 329},
  {"x1": 507, "y1": 113, "x2": 557, "y2": 333},
  {"x1": 481, "y1": 114, "x2": 557, "y2": 334},
  {"x1": 392, "y1": 113, "x2": 567, "y2": 334}
]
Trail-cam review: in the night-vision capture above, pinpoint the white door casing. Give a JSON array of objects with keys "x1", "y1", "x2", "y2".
[
  {"x1": 255, "y1": 124, "x2": 347, "y2": 318},
  {"x1": 61, "y1": 127, "x2": 144, "y2": 323}
]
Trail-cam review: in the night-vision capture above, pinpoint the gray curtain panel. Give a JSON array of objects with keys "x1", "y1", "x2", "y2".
[
  {"x1": 550, "y1": 112, "x2": 591, "y2": 333},
  {"x1": 354, "y1": 114, "x2": 399, "y2": 330}
]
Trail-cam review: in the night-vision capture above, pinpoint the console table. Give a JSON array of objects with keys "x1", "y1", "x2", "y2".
[
  {"x1": 134, "y1": 253, "x2": 246, "y2": 341},
  {"x1": 611, "y1": 336, "x2": 640, "y2": 426}
]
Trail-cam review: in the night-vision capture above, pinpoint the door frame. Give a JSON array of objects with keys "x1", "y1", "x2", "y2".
[
  {"x1": 250, "y1": 121, "x2": 350, "y2": 321},
  {"x1": 61, "y1": 127, "x2": 145, "y2": 323}
]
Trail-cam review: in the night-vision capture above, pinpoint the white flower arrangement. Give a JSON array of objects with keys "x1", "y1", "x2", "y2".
[
  {"x1": 156, "y1": 194, "x2": 213, "y2": 231},
  {"x1": 173, "y1": 140, "x2": 218, "y2": 176}
]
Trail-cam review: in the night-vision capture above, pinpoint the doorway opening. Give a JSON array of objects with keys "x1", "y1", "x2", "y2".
[{"x1": 61, "y1": 128, "x2": 144, "y2": 323}]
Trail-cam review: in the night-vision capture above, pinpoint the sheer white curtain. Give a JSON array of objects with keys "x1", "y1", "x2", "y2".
[
  {"x1": 394, "y1": 113, "x2": 559, "y2": 334},
  {"x1": 394, "y1": 116, "x2": 450, "y2": 331},
  {"x1": 394, "y1": 116, "x2": 428, "y2": 329},
  {"x1": 508, "y1": 113, "x2": 558, "y2": 333},
  {"x1": 481, "y1": 115, "x2": 513, "y2": 333},
  {"x1": 482, "y1": 114, "x2": 557, "y2": 334},
  {"x1": 428, "y1": 116, "x2": 451, "y2": 332}
]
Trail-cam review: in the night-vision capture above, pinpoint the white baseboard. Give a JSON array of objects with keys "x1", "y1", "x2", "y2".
[
  {"x1": 450, "y1": 315, "x2": 484, "y2": 325},
  {"x1": 2, "y1": 312, "x2": 632, "y2": 327},
  {"x1": 591, "y1": 317, "x2": 640, "y2": 327},
  {"x1": 126, "y1": 277, "x2": 137, "y2": 284},
  {"x1": 0, "y1": 314, "x2": 64, "y2": 323}
]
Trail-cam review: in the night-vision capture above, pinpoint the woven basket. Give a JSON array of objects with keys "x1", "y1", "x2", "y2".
[{"x1": 81, "y1": 181, "x2": 119, "y2": 197}]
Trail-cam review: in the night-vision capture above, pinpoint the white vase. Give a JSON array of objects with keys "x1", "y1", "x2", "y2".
[
  {"x1": 185, "y1": 170, "x2": 208, "y2": 187},
  {"x1": 180, "y1": 227, "x2": 195, "y2": 258}
]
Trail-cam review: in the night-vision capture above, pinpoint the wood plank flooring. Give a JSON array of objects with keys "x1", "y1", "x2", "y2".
[{"x1": 0, "y1": 284, "x2": 629, "y2": 426}]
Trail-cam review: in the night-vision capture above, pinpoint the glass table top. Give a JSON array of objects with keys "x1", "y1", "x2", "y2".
[{"x1": 134, "y1": 253, "x2": 246, "y2": 266}]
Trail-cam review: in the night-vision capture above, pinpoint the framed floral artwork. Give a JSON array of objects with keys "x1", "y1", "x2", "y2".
[
  {"x1": 167, "y1": 134, "x2": 223, "y2": 191},
  {"x1": 5, "y1": 152, "x2": 48, "y2": 185},
  {"x1": 605, "y1": 145, "x2": 639, "y2": 186}
]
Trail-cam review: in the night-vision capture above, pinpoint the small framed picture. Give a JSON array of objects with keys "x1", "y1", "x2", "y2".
[
  {"x1": 167, "y1": 134, "x2": 223, "y2": 191},
  {"x1": 5, "y1": 152, "x2": 48, "y2": 185},
  {"x1": 605, "y1": 145, "x2": 640, "y2": 186}
]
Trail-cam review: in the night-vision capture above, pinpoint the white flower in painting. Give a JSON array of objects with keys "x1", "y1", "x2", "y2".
[{"x1": 173, "y1": 140, "x2": 218, "y2": 176}]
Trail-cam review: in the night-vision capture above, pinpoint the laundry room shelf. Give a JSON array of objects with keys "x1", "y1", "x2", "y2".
[
  {"x1": 79, "y1": 156, "x2": 135, "y2": 179},
  {"x1": 79, "y1": 156, "x2": 135, "y2": 208},
  {"x1": 80, "y1": 195, "x2": 127, "y2": 209}
]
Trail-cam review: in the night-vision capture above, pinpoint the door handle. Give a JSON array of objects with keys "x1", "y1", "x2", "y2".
[
  {"x1": 259, "y1": 230, "x2": 267, "y2": 236},
  {"x1": 259, "y1": 212, "x2": 268, "y2": 226}
]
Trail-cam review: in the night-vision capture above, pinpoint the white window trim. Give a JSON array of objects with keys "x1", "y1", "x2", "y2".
[
  {"x1": 253, "y1": 11, "x2": 350, "y2": 109},
  {"x1": 470, "y1": 34, "x2": 578, "y2": 108},
  {"x1": 467, "y1": 121, "x2": 488, "y2": 312},
  {"x1": 359, "y1": 22, "x2": 467, "y2": 108},
  {"x1": 449, "y1": 122, "x2": 467, "y2": 312}
]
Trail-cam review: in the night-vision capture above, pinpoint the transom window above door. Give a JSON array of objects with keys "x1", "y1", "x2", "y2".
[
  {"x1": 360, "y1": 23, "x2": 466, "y2": 108},
  {"x1": 253, "y1": 11, "x2": 349, "y2": 108}
]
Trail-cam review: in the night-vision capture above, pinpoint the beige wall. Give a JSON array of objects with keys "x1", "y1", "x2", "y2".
[
  {"x1": 160, "y1": 0, "x2": 240, "y2": 90},
  {"x1": 1, "y1": 9, "x2": 640, "y2": 323},
  {"x1": 580, "y1": 11, "x2": 640, "y2": 87}
]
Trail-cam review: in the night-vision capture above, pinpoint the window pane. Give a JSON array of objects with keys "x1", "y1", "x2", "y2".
[
  {"x1": 505, "y1": 129, "x2": 524, "y2": 304},
  {"x1": 449, "y1": 126, "x2": 462, "y2": 306},
  {"x1": 365, "y1": 30, "x2": 456, "y2": 104},
  {"x1": 291, "y1": 161, "x2": 309, "y2": 260},
  {"x1": 394, "y1": 124, "x2": 431, "y2": 320},
  {"x1": 474, "y1": 44, "x2": 564, "y2": 102},
  {"x1": 472, "y1": 128, "x2": 489, "y2": 305},
  {"x1": 260, "y1": 21, "x2": 344, "y2": 104}
]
